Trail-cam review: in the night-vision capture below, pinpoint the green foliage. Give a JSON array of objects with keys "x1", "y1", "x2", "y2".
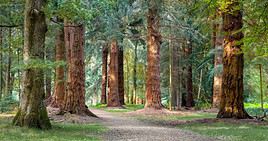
[
  {"x1": 0, "y1": 96, "x2": 18, "y2": 113},
  {"x1": 178, "y1": 122, "x2": 268, "y2": 141}
]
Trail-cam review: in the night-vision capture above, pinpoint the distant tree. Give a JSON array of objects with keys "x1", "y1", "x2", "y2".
[
  {"x1": 13, "y1": 0, "x2": 51, "y2": 129},
  {"x1": 145, "y1": 0, "x2": 162, "y2": 109},
  {"x1": 50, "y1": 28, "x2": 65, "y2": 108},
  {"x1": 107, "y1": 40, "x2": 121, "y2": 107},
  {"x1": 217, "y1": 0, "x2": 251, "y2": 119},
  {"x1": 101, "y1": 44, "x2": 108, "y2": 104}
]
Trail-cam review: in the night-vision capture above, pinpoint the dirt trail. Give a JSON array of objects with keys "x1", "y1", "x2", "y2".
[{"x1": 91, "y1": 109, "x2": 219, "y2": 141}]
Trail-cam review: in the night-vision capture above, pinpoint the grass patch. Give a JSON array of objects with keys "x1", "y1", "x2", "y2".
[
  {"x1": 169, "y1": 113, "x2": 216, "y2": 121},
  {"x1": 0, "y1": 114, "x2": 106, "y2": 141},
  {"x1": 91, "y1": 104, "x2": 144, "y2": 113},
  {"x1": 178, "y1": 122, "x2": 268, "y2": 141}
]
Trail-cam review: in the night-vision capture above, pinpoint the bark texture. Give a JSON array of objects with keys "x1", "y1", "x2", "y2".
[
  {"x1": 212, "y1": 17, "x2": 224, "y2": 108},
  {"x1": 50, "y1": 28, "x2": 65, "y2": 108},
  {"x1": 63, "y1": 22, "x2": 96, "y2": 117},
  {"x1": 118, "y1": 47, "x2": 125, "y2": 105},
  {"x1": 217, "y1": 1, "x2": 250, "y2": 119},
  {"x1": 101, "y1": 44, "x2": 108, "y2": 104},
  {"x1": 186, "y1": 39, "x2": 194, "y2": 107},
  {"x1": 107, "y1": 40, "x2": 121, "y2": 107},
  {"x1": 13, "y1": 0, "x2": 51, "y2": 129},
  {"x1": 145, "y1": 0, "x2": 162, "y2": 109}
]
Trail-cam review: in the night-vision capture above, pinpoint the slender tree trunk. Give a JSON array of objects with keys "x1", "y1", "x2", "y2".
[
  {"x1": 186, "y1": 38, "x2": 194, "y2": 107},
  {"x1": 145, "y1": 0, "x2": 162, "y2": 109},
  {"x1": 4, "y1": 28, "x2": 12, "y2": 97},
  {"x1": 63, "y1": 22, "x2": 96, "y2": 117},
  {"x1": 118, "y1": 47, "x2": 125, "y2": 105},
  {"x1": 217, "y1": 0, "x2": 250, "y2": 119},
  {"x1": 50, "y1": 28, "x2": 65, "y2": 108},
  {"x1": 0, "y1": 27, "x2": 2, "y2": 99},
  {"x1": 13, "y1": 0, "x2": 51, "y2": 129},
  {"x1": 101, "y1": 44, "x2": 108, "y2": 104},
  {"x1": 133, "y1": 41, "x2": 138, "y2": 105},
  {"x1": 212, "y1": 16, "x2": 223, "y2": 108},
  {"x1": 125, "y1": 56, "x2": 130, "y2": 104},
  {"x1": 45, "y1": 46, "x2": 52, "y2": 99},
  {"x1": 107, "y1": 40, "x2": 121, "y2": 107}
]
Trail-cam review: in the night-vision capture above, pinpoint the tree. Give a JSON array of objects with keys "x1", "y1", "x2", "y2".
[
  {"x1": 212, "y1": 13, "x2": 223, "y2": 108},
  {"x1": 63, "y1": 22, "x2": 96, "y2": 116},
  {"x1": 145, "y1": 0, "x2": 162, "y2": 109},
  {"x1": 185, "y1": 38, "x2": 194, "y2": 108},
  {"x1": 12, "y1": 0, "x2": 51, "y2": 129},
  {"x1": 217, "y1": 0, "x2": 251, "y2": 119},
  {"x1": 50, "y1": 28, "x2": 65, "y2": 108},
  {"x1": 118, "y1": 47, "x2": 125, "y2": 105},
  {"x1": 101, "y1": 44, "x2": 108, "y2": 104},
  {"x1": 107, "y1": 40, "x2": 121, "y2": 107}
]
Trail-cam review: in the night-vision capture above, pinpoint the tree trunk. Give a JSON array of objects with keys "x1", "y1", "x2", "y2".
[
  {"x1": 217, "y1": 0, "x2": 250, "y2": 119},
  {"x1": 12, "y1": 0, "x2": 51, "y2": 129},
  {"x1": 50, "y1": 28, "x2": 65, "y2": 108},
  {"x1": 170, "y1": 39, "x2": 180, "y2": 110},
  {"x1": 145, "y1": 0, "x2": 162, "y2": 109},
  {"x1": 125, "y1": 55, "x2": 129, "y2": 104},
  {"x1": 107, "y1": 40, "x2": 121, "y2": 107},
  {"x1": 45, "y1": 46, "x2": 52, "y2": 99},
  {"x1": 101, "y1": 44, "x2": 108, "y2": 104},
  {"x1": 63, "y1": 22, "x2": 96, "y2": 117},
  {"x1": 186, "y1": 39, "x2": 194, "y2": 107},
  {"x1": 0, "y1": 27, "x2": 2, "y2": 99},
  {"x1": 133, "y1": 42, "x2": 138, "y2": 105},
  {"x1": 212, "y1": 16, "x2": 224, "y2": 108},
  {"x1": 4, "y1": 28, "x2": 12, "y2": 97},
  {"x1": 118, "y1": 47, "x2": 125, "y2": 105}
]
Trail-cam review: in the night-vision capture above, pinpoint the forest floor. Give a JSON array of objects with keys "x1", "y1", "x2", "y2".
[{"x1": 92, "y1": 109, "x2": 216, "y2": 141}]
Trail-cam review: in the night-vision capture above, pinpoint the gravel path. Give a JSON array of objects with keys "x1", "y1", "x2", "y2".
[{"x1": 91, "y1": 109, "x2": 218, "y2": 141}]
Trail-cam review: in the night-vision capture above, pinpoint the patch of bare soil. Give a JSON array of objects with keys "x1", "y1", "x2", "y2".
[
  {"x1": 128, "y1": 108, "x2": 196, "y2": 116},
  {"x1": 47, "y1": 106, "x2": 100, "y2": 124}
]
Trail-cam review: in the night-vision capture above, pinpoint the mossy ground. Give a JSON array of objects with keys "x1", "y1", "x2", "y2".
[{"x1": 0, "y1": 113, "x2": 106, "y2": 141}]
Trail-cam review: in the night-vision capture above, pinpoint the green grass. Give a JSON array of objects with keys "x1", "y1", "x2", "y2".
[
  {"x1": 0, "y1": 114, "x2": 106, "y2": 141},
  {"x1": 178, "y1": 122, "x2": 268, "y2": 141},
  {"x1": 167, "y1": 113, "x2": 216, "y2": 121},
  {"x1": 91, "y1": 104, "x2": 144, "y2": 113}
]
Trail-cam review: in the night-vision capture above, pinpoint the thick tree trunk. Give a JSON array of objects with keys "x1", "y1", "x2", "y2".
[
  {"x1": 217, "y1": 1, "x2": 250, "y2": 119},
  {"x1": 170, "y1": 40, "x2": 180, "y2": 110},
  {"x1": 145, "y1": 0, "x2": 162, "y2": 109},
  {"x1": 12, "y1": 0, "x2": 51, "y2": 129},
  {"x1": 118, "y1": 47, "x2": 125, "y2": 105},
  {"x1": 63, "y1": 22, "x2": 96, "y2": 117},
  {"x1": 212, "y1": 17, "x2": 223, "y2": 108},
  {"x1": 186, "y1": 39, "x2": 194, "y2": 107},
  {"x1": 107, "y1": 40, "x2": 121, "y2": 107},
  {"x1": 101, "y1": 44, "x2": 108, "y2": 104},
  {"x1": 50, "y1": 28, "x2": 65, "y2": 108}
]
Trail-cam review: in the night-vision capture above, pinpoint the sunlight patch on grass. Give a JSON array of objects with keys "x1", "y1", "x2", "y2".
[
  {"x1": 91, "y1": 104, "x2": 144, "y2": 113},
  {"x1": 0, "y1": 114, "x2": 106, "y2": 141},
  {"x1": 178, "y1": 122, "x2": 268, "y2": 141}
]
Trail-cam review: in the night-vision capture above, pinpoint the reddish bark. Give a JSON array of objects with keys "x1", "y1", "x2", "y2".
[
  {"x1": 63, "y1": 22, "x2": 96, "y2": 117},
  {"x1": 101, "y1": 44, "x2": 108, "y2": 104},
  {"x1": 50, "y1": 28, "x2": 65, "y2": 108},
  {"x1": 145, "y1": 0, "x2": 162, "y2": 109},
  {"x1": 107, "y1": 40, "x2": 121, "y2": 107},
  {"x1": 217, "y1": 1, "x2": 250, "y2": 119}
]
